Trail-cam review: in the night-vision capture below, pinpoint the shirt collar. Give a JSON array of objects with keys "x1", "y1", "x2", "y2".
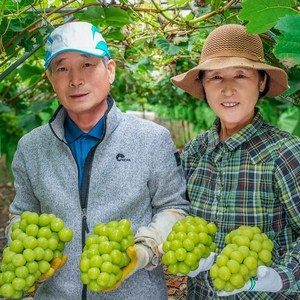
[
  {"x1": 64, "y1": 115, "x2": 105, "y2": 143},
  {"x1": 207, "y1": 108, "x2": 265, "y2": 152}
]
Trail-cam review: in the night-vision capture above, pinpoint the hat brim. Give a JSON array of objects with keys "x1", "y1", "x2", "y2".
[{"x1": 171, "y1": 57, "x2": 289, "y2": 99}]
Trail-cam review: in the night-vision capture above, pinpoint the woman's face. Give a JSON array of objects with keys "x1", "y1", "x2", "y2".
[{"x1": 202, "y1": 67, "x2": 266, "y2": 139}]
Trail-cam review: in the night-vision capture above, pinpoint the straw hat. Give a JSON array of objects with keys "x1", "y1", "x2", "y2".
[
  {"x1": 171, "y1": 24, "x2": 289, "y2": 98},
  {"x1": 44, "y1": 22, "x2": 111, "y2": 69}
]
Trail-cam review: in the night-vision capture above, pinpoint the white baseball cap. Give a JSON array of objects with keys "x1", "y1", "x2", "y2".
[{"x1": 44, "y1": 21, "x2": 111, "y2": 68}]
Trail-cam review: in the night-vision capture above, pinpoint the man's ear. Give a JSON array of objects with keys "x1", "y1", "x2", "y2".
[
  {"x1": 46, "y1": 70, "x2": 55, "y2": 90},
  {"x1": 107, "y1": 59, "x2": 116, "y2": 84},
  {"x1": 46, "y1": 70, "x2": 52, "y2": 83}
]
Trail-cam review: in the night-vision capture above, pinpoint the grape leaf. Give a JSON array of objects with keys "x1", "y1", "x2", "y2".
[
  {"x1": 155, "y1": 38, "x2": 180, "y2": 56},
  {"x1": 274, "y1": 15, "x2": 300, "y2": 67},
  {"x1": 239, "y1": 0, "x2": 298, "y2": 33}
]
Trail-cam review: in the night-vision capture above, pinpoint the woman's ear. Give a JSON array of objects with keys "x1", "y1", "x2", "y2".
[{"x1": 259, "y1": 72, "x2": 267, "y2": 92}]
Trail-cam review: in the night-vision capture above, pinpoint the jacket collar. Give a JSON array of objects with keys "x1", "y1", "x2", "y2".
[{"x1": 49, "y1": 95, "x2": 121, "y2": 143}]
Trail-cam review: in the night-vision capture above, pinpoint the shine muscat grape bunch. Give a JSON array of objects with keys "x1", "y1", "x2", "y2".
[
  {"x1": 80, "y1": 219, "x2": 134, "y2": 292},
  {"x1": 0, "y1": 211, "x2": 73, "y2": 299},
  {"x1": 162, "y1": 216, "x2": 217, "y2": 275},
  {"x1": 210, "y1": 225, "x2": 274, "y2": 292}
]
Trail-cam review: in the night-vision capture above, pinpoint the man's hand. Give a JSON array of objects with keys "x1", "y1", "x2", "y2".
[
  {"x1": 217, "y1": 266, "x2": 283, "y2": 296},
  {"x1": 103, "y1": 244, "x2": 150, "y2": 292}
]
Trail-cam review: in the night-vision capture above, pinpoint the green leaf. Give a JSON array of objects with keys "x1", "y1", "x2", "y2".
[
  {"x1": 83, "y1": 0, "x2": 100, "y2": 3},
  {"x1": 104, "y1": 7, "x2": 132, "y2": 27},
  {"x1": 3, "y1": 0, "x2": 29, "y2": 11},
  {"x1": 155, "y1": 38, "x2": 180, "y2": 56},
  {"x1": 274, "y1": 15, "x2": 300, "y2": 67},
  {"x1": 278, "y1": 106, "x2": 300, "y2": 135},
  {"x1": 167, "y1": 0, "x2": 188, "y2": 6},
  {"x1": 18, "y1": 64, "x2": 43, "y2": 81},
  {"x1": 240, "y1": 0, "x2": 298, "y2": 33},
  {"x1": 0, "y1": 103, "x2": 12, "y2": 113},
  {"x1": 107, "y1": 31, "x2": 124, "y2": 42},
  {"x1": 75, "y1": 7, "x2": 105, "y2": 22}
]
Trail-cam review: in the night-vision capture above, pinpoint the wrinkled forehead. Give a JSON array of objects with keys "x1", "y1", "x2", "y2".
[{"x1": 49, "y1": 51, "x2": 100, "y2": 68}]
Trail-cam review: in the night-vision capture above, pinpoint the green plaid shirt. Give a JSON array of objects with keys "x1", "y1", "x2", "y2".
[{"x1": 181, "y1": 111, "x2": 300, "y2": 300}]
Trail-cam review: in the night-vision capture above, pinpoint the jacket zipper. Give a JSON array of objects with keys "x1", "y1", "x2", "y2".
[
  {"x1": 80, "y1": 149, "x2": 96, "y2": 300},
  {"x1": 80, "y1": 100, "x2": 111, "y2": 300}
]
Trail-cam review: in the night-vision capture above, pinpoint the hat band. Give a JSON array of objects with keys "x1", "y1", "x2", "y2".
[{"x1": 201, "y1": 51, "x2": 265, "y2": 64}]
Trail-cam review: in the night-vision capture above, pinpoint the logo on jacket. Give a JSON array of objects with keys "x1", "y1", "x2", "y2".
[{"x1": 116, "y1": 153, "x2": 131, "y2": 161}]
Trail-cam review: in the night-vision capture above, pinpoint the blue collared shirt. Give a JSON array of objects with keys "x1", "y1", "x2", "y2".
[{"x1": 64, "y1": 115, "x2": 104, "y2": 188}]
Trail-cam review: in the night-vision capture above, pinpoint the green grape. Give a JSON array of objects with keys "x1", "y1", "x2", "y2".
[
  {"x1": 211, "y1": 225, "x2": 273, "y2": 291},
  {"x1": 0, "y1": 211, "x2": 73, "y2": 299},
  {"x1": 161, "y1": 216, "x2": 217, "y2": 276},
  {"x1": 80, "y1": 219, "x2": 134, "y2": 291}
]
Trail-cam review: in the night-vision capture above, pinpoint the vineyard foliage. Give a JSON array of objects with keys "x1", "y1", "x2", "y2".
[{"x1": 0, "y1": 0, "x2": 300, "y2": 170}]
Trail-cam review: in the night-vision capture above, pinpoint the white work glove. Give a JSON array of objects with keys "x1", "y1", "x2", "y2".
[
  {"x1": 103, "y1": 244, "x2": 150, "y2": 291},
  {"x1": 217, "y1": 266, "x2": 283, "y2": 296},
  {"x1": 135, "y1": 209, "x2": 187, "y2": 269},
  {"x1": 188, "y1": 252, "x2": 216, "y2": 277},
  {"x1": 159, "y1": 244, "x2": 216, "y2": 277}
]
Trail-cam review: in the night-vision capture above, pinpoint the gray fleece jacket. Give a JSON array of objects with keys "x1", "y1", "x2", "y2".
[{"x1": 9, "y1": 98, "x2": 189, "y2": 300}]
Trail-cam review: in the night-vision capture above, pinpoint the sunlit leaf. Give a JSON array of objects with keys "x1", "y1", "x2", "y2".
[{"x1": 240, "y1": 0, "x2": 298, "y2": 33}]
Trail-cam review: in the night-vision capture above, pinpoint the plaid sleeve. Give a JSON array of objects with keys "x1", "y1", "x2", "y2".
[{"x1": 274, "y1": 137, "x2": 300, "y2": 293}]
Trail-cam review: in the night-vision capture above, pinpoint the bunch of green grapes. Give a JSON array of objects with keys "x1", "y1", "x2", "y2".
[
  {"x1": 210, "y1": 225, "x2": 274, "y2": 292},
  {"x1": 0, "y1": 211, "x2": 73, "y2": 299},
  {"x1": 80, "y1": 219, "x2": 134, "y2": 292},
  {"x1": 162, "y1": 216, "x2": 217, "y2": 275}
]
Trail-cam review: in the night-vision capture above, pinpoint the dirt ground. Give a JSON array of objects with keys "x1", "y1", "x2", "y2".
[{"x1": 0, "y1": 183, "x2": 187, "y2": 300}]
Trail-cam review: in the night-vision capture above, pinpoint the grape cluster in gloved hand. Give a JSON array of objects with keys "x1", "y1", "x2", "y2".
[
  {"x1": 159, "y1": 215, "x2": 217, "y2": 276},
  {"x1": 186, "y1": 252, "x2": 216, "y2": 277},
  {"x1": 158, "y1": 244, "x2": 216, "y2": 277},
  {"x1": 28, "y1": 255, "x2": 68, "y2": 292},
  {"x1": 103, "y1": 244, "x2": 151, "y2": 291},
  {"x1": 217, "y1": 266, "x2": 283, "y2": 296},
  {"x1": 0, "y1": 212, "x2": 73, "y2": 299}
]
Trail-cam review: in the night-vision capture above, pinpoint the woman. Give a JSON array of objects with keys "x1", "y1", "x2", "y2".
[{"x1": 171, "y1": 24, "x2": 300, "y2": 299}]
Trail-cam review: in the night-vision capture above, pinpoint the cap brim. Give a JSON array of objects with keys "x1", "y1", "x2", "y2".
[{"x1": 171, "y1": 57, "x2": 289, "y2": 99}]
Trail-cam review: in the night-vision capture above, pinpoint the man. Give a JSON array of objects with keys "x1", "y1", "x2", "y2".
[{"x1": 7, "y1": 21, "x2": 189, "y2": 300}]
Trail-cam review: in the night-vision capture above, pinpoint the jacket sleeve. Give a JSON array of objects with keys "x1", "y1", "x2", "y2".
[
  {"x1": 273, "y1": 137, "x2": 300, "y2": 294},
  {"x1": 134, "y1": 127, "x2": 190, "y2": 269},
  {"x1": 9, "y1": 138, "x2": 41, "y2": 216}
]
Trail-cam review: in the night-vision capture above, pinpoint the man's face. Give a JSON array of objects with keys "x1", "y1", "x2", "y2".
[
  {"x1": 202, "y1": 67, "x2": 266, "y2": 135},
  {"x1": 46, "y1": 51, "x2": 115, "y2": 121}
]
